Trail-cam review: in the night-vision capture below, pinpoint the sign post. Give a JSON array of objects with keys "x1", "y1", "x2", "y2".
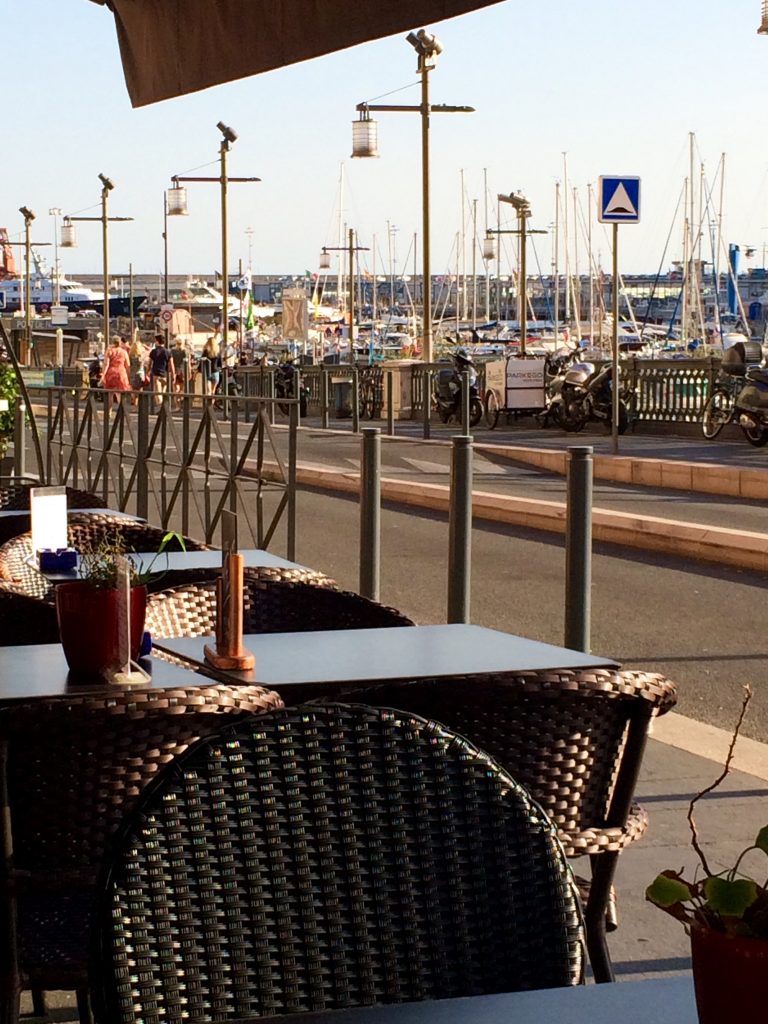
[{"x1": 598, "y1": 175, "x2": 640, "y2": 454}]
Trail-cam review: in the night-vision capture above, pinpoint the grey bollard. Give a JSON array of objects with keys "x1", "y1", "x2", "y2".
[
  {"x1": 461, "y1": 370, "x2": 471, "y2": 435},
  {"x1": 13, "y1": 400, "x2": 25, "y2": 479},
  {"x1": 359, "y1": 427, "x2": 381, "y2": 602},
  {"x1": 321, "y1": 371, "x2": 330, "y2": 430},
  {"x1": 352, "y1": 368, "x2": 360, "y2": 433},
  {"x1": 564, "y1": 445, "x2": 593, "y2": 653},
  {"x1": 386, "y1": 370, "x2": 395, "y2": 436},
  {"x1": 447, "y1": 435, "x2": 473, "y2": 624},
  {"x1": 422, "y1": 368, "x2": 431, "y2": 440}
]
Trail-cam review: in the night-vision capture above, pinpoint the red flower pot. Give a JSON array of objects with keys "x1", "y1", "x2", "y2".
[
  {"x1": 691, "y1": 924, "x2": 768, "y2": 1023},
  {"x1": 55, "y1": 582, "x2": 147, "y2": 676}
]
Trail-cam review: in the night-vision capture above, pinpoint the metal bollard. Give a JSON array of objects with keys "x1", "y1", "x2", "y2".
[
  {"x1": 461, "y1": 370, "x2": 471, "y2": 435},
  {"x1": 386, "y1": 370, "x2": 395, "y2": 436},
  {"x1": 352, "y1": 367, "x2": 360, "y2": 433},
  {"x1": 13, "y1": 400, "x2": 26, "y2": 479},
  {"x1": 447, "y1": 435, "x2": 473, "y2": 623},
  {"x1": 564, "y1": 445, "x2": 593, "y2": 652},
  {"x1": 321, "y1": 371, "x2": 330, "y2": 430},
  {"x1": 422, "y1": 369, "x2": 431, "y2": 440},
  {"x1": 359, "y1": 427, "x2": 381, "y2": 602}
]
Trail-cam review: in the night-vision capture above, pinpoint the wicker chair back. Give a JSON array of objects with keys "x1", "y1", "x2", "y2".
[
  {"x1": 0, "y1": 684, "x2": 284, "y2": 1018},
  {"x1": 93, "y1": 704, "x2": 584, "y2": 1024},
  {"x1": 146, "y1": 577, "x2": 414, "y2": 639}
]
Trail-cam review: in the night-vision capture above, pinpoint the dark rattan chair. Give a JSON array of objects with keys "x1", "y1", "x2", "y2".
[
  {"x1": 0, "y1": 683, "x2": 285, "y2": 1024},
  {"x1": 91, "y1": 703, "x2": 584, "y2": 1024},
  {"x1": 0, "y1": 515, "x2": 210, "y2": 602},
  {"x1": 146, "y1": 575, "x2": 414, "y2": 639},
  {"x1": 332, "y1": 668, "x2": 677, "y2": 983},
  {"x1": 0, "y1": 583, "x2": 59, "y2": 646}
]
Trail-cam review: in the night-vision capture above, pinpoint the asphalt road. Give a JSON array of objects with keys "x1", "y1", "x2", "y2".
[{"x1": 289, "y1": 486, "x2": 768, "y2": 743}]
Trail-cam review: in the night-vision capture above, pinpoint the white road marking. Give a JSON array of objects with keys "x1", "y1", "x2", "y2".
[{"x1": 652, "y1": 711, "x2": 768, "y2": 781}]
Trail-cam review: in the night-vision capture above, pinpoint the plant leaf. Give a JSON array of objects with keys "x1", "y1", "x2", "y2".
[
  {"x1": 646, "y1": 873, "x2": 694, "y2": 909},
  {"x1": 703, "y1": 876, "x2": 758, "y2": 918},
  {"x1": 755, "y1": 827, "x2": 768, "y2": 855}
]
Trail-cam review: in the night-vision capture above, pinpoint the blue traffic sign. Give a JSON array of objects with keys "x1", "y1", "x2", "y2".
[{"x1": 598, "y1": 176, "x2": 640, "y2": 224}]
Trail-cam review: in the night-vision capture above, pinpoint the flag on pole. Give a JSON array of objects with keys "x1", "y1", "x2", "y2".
[
  {"x1": 245, "y1": 292, "x2": 255, "y2": 330},
  {"x1": 236, "y1": 269, "x2": 252, "y2": 292}
]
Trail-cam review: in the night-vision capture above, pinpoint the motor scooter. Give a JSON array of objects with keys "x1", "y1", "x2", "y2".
[
  {"x1": 433, "y1": 353, "x2": 483, "y2": 427},
  {"x1": 547, "y1": 355, "x2": 629, "y2": 433}
]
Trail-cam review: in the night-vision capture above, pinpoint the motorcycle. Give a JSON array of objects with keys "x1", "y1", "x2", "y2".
[
  {"x1": 547, "y1": 355, "x2": 629, "y2": 433},
  {"x1": 274, "y1": 361, "x2": 309, "y2": 417},
  {"x1": 701, "y1": 342, "x2": 768, "y2": 446},
  {"x1": 433, "y1": 354, "x2": 483, "y2": 427}
]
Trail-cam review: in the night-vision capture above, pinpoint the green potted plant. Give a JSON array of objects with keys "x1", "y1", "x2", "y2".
[
  {"x1": 0, "y1": 361, "x2": 19, "y2": 476},
  {"x1": 55, "y1": 530, "x2": 183, "y2": 676},
  {"x1": 646, "y1": 686, "x2": 768, "y2": 1023}
]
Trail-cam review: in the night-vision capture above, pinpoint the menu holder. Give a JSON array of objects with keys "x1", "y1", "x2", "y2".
[
  {"x1": 109, "y1": 554, "x2": 151, "y2": 686},
  {"x1": 204, "y1": 551, "x2": 255, "y2": 670}
]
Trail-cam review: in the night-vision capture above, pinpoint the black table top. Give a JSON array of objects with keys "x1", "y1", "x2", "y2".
[
  {"x1": 157, "y1": 624, "x2": 617, "y2": 691},
  {"x1": 0, "y1": 643, "x2": 205, "y2": 704},
  {"x1": 234, "y1": 977, "x2": 696, "y2": 1024}
]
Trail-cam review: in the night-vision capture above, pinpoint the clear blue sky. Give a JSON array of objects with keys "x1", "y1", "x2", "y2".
[{"x1": 5, "y1": 0, "x2": 768, "y2": 281}]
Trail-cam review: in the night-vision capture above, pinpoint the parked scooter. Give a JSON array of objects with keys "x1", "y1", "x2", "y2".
[
  {"x1": 546, "y1": 353, "x2": 629, "y2": 433},
  {"x1": 701, "y1": 341, "x2": 768, "y2": 446},
  {"x1": 274, "y1": 357, "x2": 309, "y2": 417},
  {"x1": 433, "y1": 349, "x2": 483, "y2": 427}
]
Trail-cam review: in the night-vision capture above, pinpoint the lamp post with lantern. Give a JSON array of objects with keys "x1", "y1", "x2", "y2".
[
  {"x1": 351, "y1": 29, "x2": 474, "y2": 363},
  {"x1": 319, "y1": 229, "x2": 370, "y2": 351},
  {"x1": 168, "y1": 122, "x2": 260, "y2": 395},
  {"x1": 60, "y1": 175, "x2": 133, "y2": 350}
]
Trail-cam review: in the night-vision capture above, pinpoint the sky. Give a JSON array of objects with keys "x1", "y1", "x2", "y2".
[{"x1": 4, "y1": 0, "x2": 768, "y2": 282}]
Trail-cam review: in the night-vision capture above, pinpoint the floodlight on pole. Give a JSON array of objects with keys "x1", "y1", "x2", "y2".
[{"x1": 318, "y1": 232, "x2": 369, "y2": 347}]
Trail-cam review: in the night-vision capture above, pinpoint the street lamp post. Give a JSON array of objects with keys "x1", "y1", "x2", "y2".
[
  {"x1": 352, "y1": 29, "x2": 474, "y2": 363},
  {"x1": 486, "y1": 192, "x2": 547, "y2": 356},
  {"x1": 48, "y1": 207, "x2": 62, "y2": 306},
  {"x1": 320, "y1": 229, "x2": 370, "y2": 350},
  {"x1": 169, "y1": 122, "x2": 260, "y2": 395},
  {"x1": 16, "y1": 208, "x2": 51, "y2": 354},
  {"x1": 60, "y1": 174, "x2": 133, "y2": 350}
]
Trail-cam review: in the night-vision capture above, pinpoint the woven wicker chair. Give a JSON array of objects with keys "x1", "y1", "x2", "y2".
[
  {"x1": 91, "y1": 703, "x2": 584, "y2": 1024},
  {"x1": 0, "y1": 583, "x2": 59, "y2": 646},
  {"x1": 146, "y1": 576, "x2": 414, "y2": 640},
  {"x1": 0, "y1": 683, "x2": 285, "y2": 1024},
  {"x1": 332, "y1": 668, "x2": 677, "y2": 983},
  {"x1": 0, "y1": 485, "x2": 106, "y2": 513},
  {"x1": 0, "y1": 487, "x2": 108, "y2": 545},
  {"x1": 0, "y1": 515, "x2": 210, "y2": 602}
]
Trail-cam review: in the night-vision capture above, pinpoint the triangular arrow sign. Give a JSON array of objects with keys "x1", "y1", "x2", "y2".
[{"x1": 605, "y1": 183, "x2": 636, "y2": 216}]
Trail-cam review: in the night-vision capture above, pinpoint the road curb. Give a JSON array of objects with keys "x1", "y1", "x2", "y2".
[
  {"x1": 652, "y1": 712, "x2": 768, "y2": 780},
  {"x1": 264, "y1": 459, "x2": 768, "y2": 572}
]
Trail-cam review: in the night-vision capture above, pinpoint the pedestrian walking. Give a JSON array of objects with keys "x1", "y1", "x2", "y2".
[
  {"x1": 170, "y1": 337, "x2": 189, "y2": 409},
  {"x1": 148, "y1": 334, "x2": 175, "y2": 405},
  {"x1": 100, "y1": 336, "x2": 130, "y2": 404},
  {"x1": 200, "y1": 335, "x2": 221, "y2": 397},
  {"x1": 128, "y1": 333, "x2": 149, "y2": 404}
]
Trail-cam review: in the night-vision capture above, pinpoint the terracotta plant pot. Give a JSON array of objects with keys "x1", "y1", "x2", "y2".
[
  {"x1": 55, "y1": 582, "x2": 148, "y2": 675},
  {"x1": 691, "y1": 924, "x2": 768, "y2": 1023}
]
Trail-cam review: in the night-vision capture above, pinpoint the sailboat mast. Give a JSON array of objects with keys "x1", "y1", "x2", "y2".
[
  {"x1": 682, "y1": 176, "x2": 689, "y2": 346},
  {"x1": 471, "y1": 198, "x2": 478, "y2": 329},
  {"x1": 460, "y1": 169, "x2": 466, "y2": 321},
  {"x1": 334, "y1": 164, "x2": 345, "y2": 318},
  {"x1": 553, "y1": 182, "x2": 560, "y2": 343},
  {"x1": 593, "y1": 183, "x2": 598, "y2": 344},
  {"x1": 562, "y1": 154, "x2": 571, "y2": 323},
  {"x1": 372, "y1": 233, "x2": 377, "y2": 325},
  {"x1": 572, "y1": 186, "x2": 581, "y2": 335},
  {"x1": 483, "y1": 167, "x2": 490, "y2": 321}
]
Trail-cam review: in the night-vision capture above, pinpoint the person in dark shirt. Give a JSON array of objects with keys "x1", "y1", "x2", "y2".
[{"x1": 148, "y1": 335, "x2": 175, "y2": 405}]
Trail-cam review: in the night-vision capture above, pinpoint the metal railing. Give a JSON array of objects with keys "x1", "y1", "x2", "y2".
[{"x1": 28, "y1": 386, "x2": 298, "y2": 554}]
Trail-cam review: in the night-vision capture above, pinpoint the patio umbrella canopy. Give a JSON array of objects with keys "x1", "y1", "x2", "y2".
[{"x1": 91, "y1": 0, "x2": 503, "y2": 107}]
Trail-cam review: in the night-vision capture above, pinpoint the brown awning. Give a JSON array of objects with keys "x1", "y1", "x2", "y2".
[{"x1": 93, "y1": 0, "x2": 503, "y2": 108}]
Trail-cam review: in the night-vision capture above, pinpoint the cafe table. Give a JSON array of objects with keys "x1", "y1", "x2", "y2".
[
  {"x1": 33, "y1": 547, "x2": 312, "y2": 582},
  {"x1": 0, "y1": 642, "x2": 209, "y2": 705},
  {"x1": 156, "y1": 623, "x2": 618, "y2": 696},
  {"x1": 234, "y1": 977, "x2": 697, "y2": 1024}
]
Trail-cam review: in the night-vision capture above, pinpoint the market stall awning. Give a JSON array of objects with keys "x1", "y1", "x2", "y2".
[{"x1": 91, "y1": 0, "x2": 503, "y2": 107}]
